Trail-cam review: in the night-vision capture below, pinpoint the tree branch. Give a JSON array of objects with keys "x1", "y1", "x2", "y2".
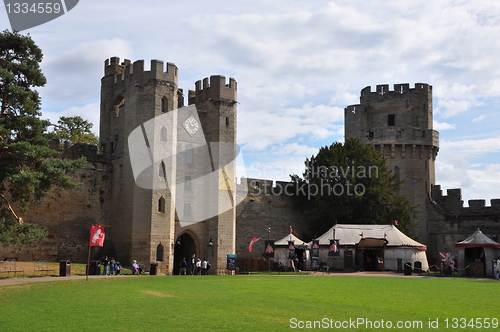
[{"x1": 0, "y1": 194, "x2": 23, "y2": 224}]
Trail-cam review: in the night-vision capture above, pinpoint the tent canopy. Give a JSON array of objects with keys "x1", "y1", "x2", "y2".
[
  {"x1": 316, "y1": 224, "x2": 427, "y2": 250},
  {"x1": 357, "y1": 237, "x2": 388, "y2": 248},
  {"x1": 275, "y1": 233, "x2": 310, "y2": 247},
  {"x1": 455, "y1": 229, "x2": 500, "y2": 248}
]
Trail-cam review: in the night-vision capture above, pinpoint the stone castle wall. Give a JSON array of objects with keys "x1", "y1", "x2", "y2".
[
  {"x1": 2, "y1": 142, "x2": 112, "y2": 262},
  {"x1": 3, "y1": 80, "x2": 500, "y2": 272}
]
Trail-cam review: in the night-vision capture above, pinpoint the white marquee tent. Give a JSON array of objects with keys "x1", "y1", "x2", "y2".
[
  {"x1": 274, "y1": 233, "x2": 311, "y2": 270},
  {"x1": 316, "y1": 224, "x2": 429, "y2": 271}
]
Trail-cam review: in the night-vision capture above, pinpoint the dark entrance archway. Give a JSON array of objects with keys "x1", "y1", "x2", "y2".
[
  {"x1": 173, "y1": 233, "x2": 197, "y2": 275},
  {"x1": 465, "y1": 247, "x2": 485, "y2": 276}
]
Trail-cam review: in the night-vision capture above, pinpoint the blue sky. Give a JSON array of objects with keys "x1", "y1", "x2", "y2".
[{"x1": 1, "y1": 0, "x2": 499, "y2": 206}]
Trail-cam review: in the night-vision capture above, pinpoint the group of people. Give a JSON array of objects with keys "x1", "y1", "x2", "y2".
[
  {"x1": 179, "y1": 254, "x2": 211, "y2": 275},
  {"x1": 101, "y1": 256, "x2": 121, "y2": 275}
]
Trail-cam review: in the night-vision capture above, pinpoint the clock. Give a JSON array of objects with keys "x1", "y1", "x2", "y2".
[{"x1": 182, "y1": 116, "x2": 200, "y2": 136}]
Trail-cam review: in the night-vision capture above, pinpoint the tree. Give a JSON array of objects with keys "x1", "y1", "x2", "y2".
[
  {"x1": 0, "y1": 30, "x2": 85, "y2": 244},
  {"x1": 290, "y1": 138, "x2": 416, "y2": 239},
  {"x1": 51, "y1": 116, "x2": 99, "y2": 146}
]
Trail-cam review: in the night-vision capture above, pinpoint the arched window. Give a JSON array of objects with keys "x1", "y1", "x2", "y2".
[
  {"x1": 160, "y1": 126, "x2": 168, "y2": 142},
  {"x1": 159, "y1": 161, "x2": 166, "y2": 178},
  {"x1": 161, "y1": 97, "x2": 168, "y2": 113},
  {"x1": 158, "y1": 196, "x2": 165, "y2": 213},
  {"x1": 156, "y1": 243, "x2": 164, "y2": 262}
]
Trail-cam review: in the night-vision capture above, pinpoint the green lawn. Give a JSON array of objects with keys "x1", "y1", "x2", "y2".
[{"x1": 0, "y1": 275, "x2": 498, "y2": 331}]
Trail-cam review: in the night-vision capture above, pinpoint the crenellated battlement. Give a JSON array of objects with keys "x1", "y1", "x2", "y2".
[
  {"x1": 431, "y1": 185, "x2": 500, "y2": 214},
  {"x1": 188, "y1": 75, "x2": 237, "y2": 104},
  {"x1": 103, "y1": 57, "x2": 178, "y2": 87},
  {"x1": 236, "y1": 177, "x2": 297, "y2": 196},
  {"x1": 360, "y1": 83, "x2": 431, "y2": 98}
]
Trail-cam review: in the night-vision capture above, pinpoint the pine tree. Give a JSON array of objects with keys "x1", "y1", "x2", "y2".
[{"x1": 0, "y1": 30, "x2": 85, "y2": 244}]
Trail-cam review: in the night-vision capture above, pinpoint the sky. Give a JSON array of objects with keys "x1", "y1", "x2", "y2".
[{"x1": 1, "y1": 0, "x2": 499, "y2": 207}]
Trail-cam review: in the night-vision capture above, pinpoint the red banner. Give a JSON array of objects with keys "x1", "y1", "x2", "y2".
[
  {"x1": 89, "y1": 225, "x2": 105, "y2": 247},
  {"x1": 248, "y1": 237, "x2": 260, "y2": 252}
]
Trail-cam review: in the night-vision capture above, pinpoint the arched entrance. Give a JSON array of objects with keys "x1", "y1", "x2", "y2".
[{"x1": 173, "y1": 232, "x2": 198, "y2": 275}]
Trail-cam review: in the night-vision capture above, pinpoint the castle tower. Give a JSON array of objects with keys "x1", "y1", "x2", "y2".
[
  {"x1": 344, "y1": 83, "x2": 439, "y2": 243},
  {"x1": 100, "y1": 57, "x2": 237, "y2": 274},
  {"x1": 184, "y1": 75, "x2": 238, "y2": 274},
  {"x1": 100, "y1": 57, "x2": 181, "y2": 273}
]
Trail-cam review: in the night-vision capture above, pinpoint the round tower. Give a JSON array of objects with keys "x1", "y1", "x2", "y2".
[{"x1": 344, "y1": 83, "x2": 439, "y2": 243}]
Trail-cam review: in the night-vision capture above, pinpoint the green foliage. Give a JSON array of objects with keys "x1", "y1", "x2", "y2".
[
  {"x1": 51, "y1": 116, "x2": 99, "y2": 146},
  {"x1": 0, "y1": 30, "x2": 85, "y2": 244},
  {"x1": 0, "y1": 216, "x2": 48, "y2": 245},
  {"x1": 291, "y1": 138, "x2": 416, "y2": 238}
]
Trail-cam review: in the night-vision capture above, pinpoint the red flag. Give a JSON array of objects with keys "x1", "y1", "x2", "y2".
[
  {"x1": 391, "y1": 220, "x2": 399, "y2": 225},
  {"x1": 248, "y1": 237, "x2": 260, "y2": 252},
  {"x1": 89, "y1": 225, "x2": 105, "y2": 247},
  {"x1": 290, "y1": 227, "x2": 298, "y2": 236}
]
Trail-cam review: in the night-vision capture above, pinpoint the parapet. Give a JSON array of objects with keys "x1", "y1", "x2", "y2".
[
  {"x1": 191, "y1": 75, "x2": 237, "y2": 104},
  {"x1": 432, "y1": 185, "x2": 500, "y2": 213},
  {"x1": 360, "y1": 83, "x2": 431, "y2": 99},
  {"x1": 103, "y1": 57, "x2": 178, "y2": 87}
]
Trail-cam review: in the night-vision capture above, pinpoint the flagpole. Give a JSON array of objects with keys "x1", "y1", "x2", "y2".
[
  {"x1": 86, "y1": 241, "x2": 91, "y2": 281},
  {"x1": 86, "y1": 224, "x2": 94, "y2": 281},
  {"x1": 268, "y1": 227, "x2": 271, "y2": 274}
]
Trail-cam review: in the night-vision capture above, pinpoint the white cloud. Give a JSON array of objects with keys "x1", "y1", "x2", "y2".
[
  {"x1": 39, "y1": 39, "x2": 134, "y2": 104},
  {"x1": 238, "y1": 103, "x2": 343, "y2": 152},
  {"x1": 436, "y1": 99, "x2": 483, "y2": 118},
  {"x1": 472, "y1": 115, "x2": 486, "y2": 122},
  {"x1": 433, "y1": 121, "x2": 456, "y2": 130},
  {"x1": 440, "y1": 137, "x2": 500, "y2": 154}
]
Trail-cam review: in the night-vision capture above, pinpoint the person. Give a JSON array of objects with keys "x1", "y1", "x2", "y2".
[
  {"x1": 102, "y1": 256, "x2": 110, "y2": 275},
  {"x1": 132, "y1": 260, "x2": 140, "y2": 275},
  {"x1": 190, "y1": 254, "x2": 196, "y2": 275},
  {"x1": 495, "y1": 256, "x2": 500, "y2": 280},
  {"x1": 196, "y1": 258, "x2": 202, "y2": 275},
  {"x1": 112, "y1": 258, "x2": 121, "y2": 275},
  {"x1": 179, "y1": 257, "x2": 187, "y2": 275},
  {"x1": 201, "y1": 259, "x2": 208, "y2": 275}
]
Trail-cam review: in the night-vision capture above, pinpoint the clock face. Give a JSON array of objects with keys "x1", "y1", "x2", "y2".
[{"x1": 182, "y1": 116, "x2": 200, "y2": 136}]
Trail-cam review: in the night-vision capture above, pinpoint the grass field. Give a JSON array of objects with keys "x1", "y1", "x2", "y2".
[{"x1": 0, "y1": 274, "x2": 498, "y2": 331}]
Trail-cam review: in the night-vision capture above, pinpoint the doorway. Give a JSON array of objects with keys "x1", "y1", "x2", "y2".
[{"x1": 173, "y1": 233, "x2": 197, "y2": 275}]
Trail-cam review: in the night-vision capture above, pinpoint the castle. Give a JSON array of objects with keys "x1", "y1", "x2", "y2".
[{"x1": 2, "y1": 59, "x2": 499, "y2": 273}]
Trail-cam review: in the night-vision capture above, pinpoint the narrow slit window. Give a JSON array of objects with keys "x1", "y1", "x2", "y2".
[
  {"x1": 158, "y1": 197, "x2": 165, "y2": 213},
  {"x1": 160, "y1": 126, "x2": 168, "y2": 142}
]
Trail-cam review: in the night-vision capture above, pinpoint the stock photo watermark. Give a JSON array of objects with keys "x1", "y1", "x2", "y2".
[
  {"x1": 3, "y1": 0, "x2": 79, "y2": 31},
  {"x1": 249, "y1": 162, "x2": 379, "y2": 200}
]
